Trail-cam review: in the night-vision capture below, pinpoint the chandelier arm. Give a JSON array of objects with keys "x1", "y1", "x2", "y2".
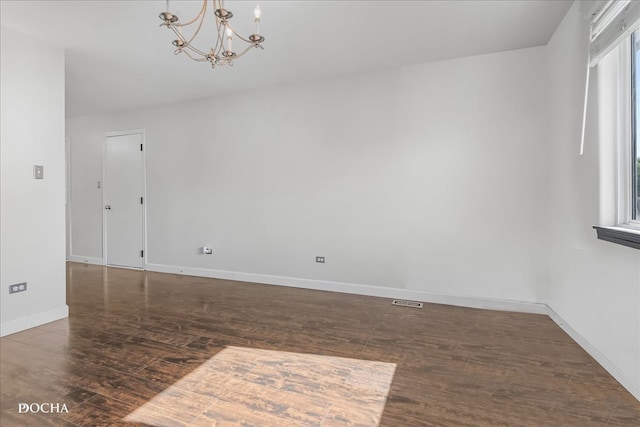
[
  {"x1": 233, "y1": 33, "x2": 254, "y2": 45},
  {"x1": 180, "y1": 49, "x2": 209, "y2": 62},
  {"x1": 168, "y1": 25, "x2": 187, "y2": 43},
  {"x1": 168, "y1": 26, "x2": 216, "y2": 59},
  {"x1": 166, "y1": 19, "x2": 208, "y2": 55},
  {"x1": 180, "y1": 4, "x2": 210, "y2": 49},
  {"x1": 173, "y1": 0, "x2": 207, "y2": 27},
  {"x1": 183, "y1": 41, "x2": 211, "y2": 58},
  {"x1": 167, "y1": 0, "x2": 207, "y2": 55},
  {"x1": 224, "y1": 23, "x2": 250, "y2": 45},
  {"x1": 169, "y1": 23, "x2": 211, "y2": 59},
  {"x1": 230, "y1": 43, "x2": 259, "y2": 60},
  {"x1": 212, "y1": 16, "x2": 225, "y2": 55}
]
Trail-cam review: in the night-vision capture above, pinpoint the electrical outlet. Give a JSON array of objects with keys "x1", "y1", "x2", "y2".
[
  {"x1": 316, "y1": 256, "x2": 325, "y2": 263},
  {"x1": 9, "y1": 282, "x2": 27, "y2": 294},
  {"x1": 33, "y1": 165, "x2": 44, "y2": 179}
]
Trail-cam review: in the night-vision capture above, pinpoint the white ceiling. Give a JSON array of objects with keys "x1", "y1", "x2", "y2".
[{"x1": 0, "y1": 0, "x2": 573, "y2": 118}]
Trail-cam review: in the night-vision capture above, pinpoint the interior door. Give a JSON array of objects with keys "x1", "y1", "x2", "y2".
[{"x1": 104, "y1": 132, "x2": 144, "y2": 268}]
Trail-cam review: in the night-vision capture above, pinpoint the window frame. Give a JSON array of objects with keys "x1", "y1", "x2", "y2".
[
  {"x1": 631, "y1": 30, "x2": 639, "y2": 222},
  {"x1": 593, "y1": 32, "x2": 640, "y2": 249}
]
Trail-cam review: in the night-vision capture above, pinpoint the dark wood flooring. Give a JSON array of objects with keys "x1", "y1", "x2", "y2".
[{"x1": 1, "y1": 262, "x2": 639, "y2": 426}]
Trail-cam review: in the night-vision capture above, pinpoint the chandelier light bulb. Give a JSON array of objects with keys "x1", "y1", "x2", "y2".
[
  {"x1": 226, "y1": 25, "x2": 233, "y2": 52},
  {"x1": 254, "y1": 4, "x2": 261, "y2": 35}
]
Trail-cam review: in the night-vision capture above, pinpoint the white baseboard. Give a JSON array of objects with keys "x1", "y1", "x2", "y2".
[
  {"x1": 145, "y1": 263, "x2": 548, "y2": 314},
  {"x1": 68, "y1": 255, "x2": 103, "y2": 265},
  {"x1": 0, "y1": 305, "x2": 69, "y2": 337},
  {"x1": 545, "y1": 306, "x2": 640, "y2": 401}
]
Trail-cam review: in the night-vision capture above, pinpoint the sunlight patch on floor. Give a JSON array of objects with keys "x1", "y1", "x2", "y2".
[{"x1": 124, "y1": 346, "x2": 396, "y2": 426}]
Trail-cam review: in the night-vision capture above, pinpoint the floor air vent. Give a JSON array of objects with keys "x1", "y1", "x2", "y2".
[{"x1": 391, "y1": 299, "x2": 423, "y2": 309}]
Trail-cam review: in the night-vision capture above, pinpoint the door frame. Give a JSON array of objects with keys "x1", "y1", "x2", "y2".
[
  {"x1": 65, "y1": 136, "x2": 71, "y2": 261},
  {"x1": 102, "y1": 129, "x2": 147, "y2": 269}
]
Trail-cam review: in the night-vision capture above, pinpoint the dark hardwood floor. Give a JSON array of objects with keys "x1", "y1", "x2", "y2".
[{"x1": 1, "y1": 262, "x2": 639, "y2": 426}]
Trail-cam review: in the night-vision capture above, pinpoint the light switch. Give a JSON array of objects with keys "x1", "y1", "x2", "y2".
[{"x1": 33, "y1": 165, "x2": 44, "y2": 179}]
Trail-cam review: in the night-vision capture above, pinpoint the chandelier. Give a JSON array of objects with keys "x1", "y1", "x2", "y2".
[{"x1": 159, "y1": 0, "x2": 264, "y2": 68}]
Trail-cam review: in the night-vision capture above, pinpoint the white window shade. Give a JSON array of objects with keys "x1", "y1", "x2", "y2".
[
  {"x1": 590, "y1": 0, "x2": 640, "y2": 66},
  {"x1": 581, "y1": 0, "x2": 640, "y2": 155}
]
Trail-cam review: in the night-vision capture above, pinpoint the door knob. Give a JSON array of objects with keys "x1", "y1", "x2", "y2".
[{"x1": 105, "y1": 205, "x2": 111, "y2": 210}]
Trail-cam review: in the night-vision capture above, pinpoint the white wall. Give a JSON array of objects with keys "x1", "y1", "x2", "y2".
[
  {"x1": 0, "y1": 26, "x2": 68, "y2": 336},
  {"x1": 546, "y1": 2, "x2": 640, "y2": 398},
  {"x1": 67, "y1": 45, "x2": 549, "y2": 305}
]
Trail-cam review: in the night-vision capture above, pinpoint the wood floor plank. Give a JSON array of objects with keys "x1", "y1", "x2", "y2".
[
  {"x1": 59, "y1": 394, "x2": 142, "y2": 426},
  {"x1": 0, "y1": 262, "x2": 638, "y2": 426}
]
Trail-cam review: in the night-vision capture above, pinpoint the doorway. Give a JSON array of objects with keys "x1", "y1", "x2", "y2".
[{"x1": 103, "y1": 130, "x2": 146, "y2": 269}]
